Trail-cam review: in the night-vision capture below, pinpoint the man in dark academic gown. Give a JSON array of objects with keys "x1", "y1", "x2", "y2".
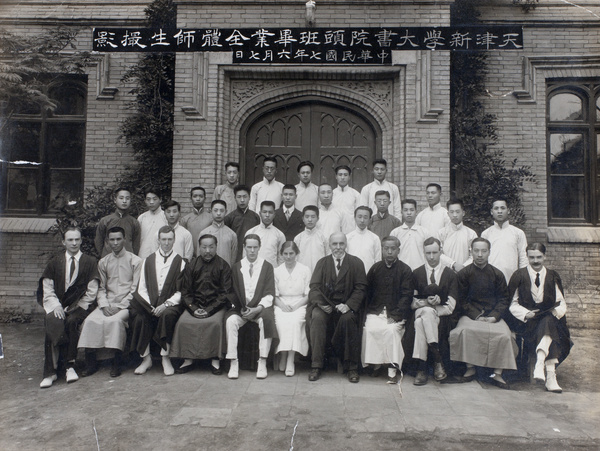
[
  {"x1": 405, "y1": 237, "x2": 458, "y2": 386},
  {"x1": 449, "y1": 237, "x2": 517, "y2": 389},
  {"x1": 38, "y1": 227, "x2": 99, "y2": 388},
  {"x1": 508, "y1": 242, "x2": 572, "y2": 393},
  {"x1": 170, "y1": 234, "x2": 232, "y2": 375},
  {"x1": 307, "y1": 232, "x2": 367, "y2": 383},
  {"x1": 224, "y1": 185, "x2": 260, "y2": 262},
  {"x1": 273, "y1": 184, "x2": 305, "y2": 242},
  {"x1": 362, "y1": 236, "x2": 412, "y2": 384},
  {"x1": 225, "y1": 234, "x2": 277, "y2": 379},
  {"x1": 128, "y1": 226, "x2": 185, "y2": 376}
]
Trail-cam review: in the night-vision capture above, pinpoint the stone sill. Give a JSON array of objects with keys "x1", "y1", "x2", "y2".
[
  {"x1": 0, "y1": 286, "x2": 36, "y2": 297},
  {"x1": 0, "y1": 217, "x2": 56, "y2": 234},
  {"x1": 547, "y1": 227, "x2": 600, "y2": 244}
]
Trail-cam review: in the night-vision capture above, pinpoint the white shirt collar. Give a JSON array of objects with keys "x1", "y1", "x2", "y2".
[
  {"x1": 493, "y1": 220, "x2": 510, "y2": 229},
  {"x1": 65, "y1": 251, "x2": 82, "y2": 262}
]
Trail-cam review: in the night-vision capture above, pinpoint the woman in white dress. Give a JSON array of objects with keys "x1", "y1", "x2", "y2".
[{"x1": 274, "y1": 241, "x2": 311, "y2": 376}]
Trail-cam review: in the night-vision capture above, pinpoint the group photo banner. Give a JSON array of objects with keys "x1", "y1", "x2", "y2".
[{"x1": 93, "y1": 26, "x2": 524, "y2": 64}]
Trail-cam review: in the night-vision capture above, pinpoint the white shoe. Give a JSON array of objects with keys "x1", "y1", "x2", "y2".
[
  {"x1": 256, "y1": 359, "x2": 268, "y2": 379},
  {"x1": 533, "y1": 360, "x2": 545, "y2": 382},
  {"x1": 134, "y1": 355, "x2": 153, "y2": 375},
  {"x1": 65, "y1": 367, "x2": 79, "y2": 383},
  {"x1": 545, "y1": 371, "x2": 562, "y2": 393},
  {"x1": 40, "y1": 374, "x2": 57, "y2": 389},
  {"x1": 285, "y1": 361, "x2": 295, "y2": 377},
  {"x1": 228, "y1": 359, "x2": 239, "y2": 379},
  {"x1": 162, "y1": 356, "x2": 174, "y2": 376}
]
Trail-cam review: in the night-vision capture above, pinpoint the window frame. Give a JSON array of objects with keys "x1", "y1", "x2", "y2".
[
  {"x1": 0, "y1": 75, "x2": 87, "y2": 217},
  {"x1": 546, "y1": 79, "x2": 600, "y2": 226}
]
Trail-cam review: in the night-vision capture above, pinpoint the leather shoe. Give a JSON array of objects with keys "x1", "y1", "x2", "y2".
[
  {"x1": 434, "y1": 362, "x2": 447, "y2": 381},
  {"x1": 81, "y1": 364, "x2": 97, "y2": 378},
  {"x1": 414, "y1": 370, "x2": 428, "y2": 386},
  {"x1": 110, "y1": 364, "x2": 122, "y2": 378},
  {"x1": 211, "y1": 365, "x2": 222, "y2": 376},
  {"x1": 370, "y1": 365, "x2": 382, "y2": 378},
  {"x1": 347, "y1": 369, "x2": 360, "y2": 383},
  {"x1": 308, "y1": 368, "x2": 321, "y2": 382},
  {"x1": 175, "y1": 363, "x2": 193, "y2": 374}
]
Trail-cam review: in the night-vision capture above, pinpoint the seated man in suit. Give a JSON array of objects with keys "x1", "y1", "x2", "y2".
[
  {"x1": 78, "y1": 227, "x2": 143, "y2": 378},
  {"x1": 129, "y1": 226, "x2": 186, "y2": 376},
  {"x1": 508, "y1": 243, "x2": 571, "y2": 393},
  {"x1": 225, "y1": 234, "x2": 277, "y2": 379},
  {"x1": 307, "y1": 232, "x2": 367, "y2": 383},
  {"x1": 273, "y1": 184, "x2": 304, "y2": 242},
  {"x1": 38, "y1": 227, "x2": 99, "y2": 388},
  {"x1": 170, "y1": 234, "x2": 232, "y2": 375},
  {"x1": 409, "y1": 237, "x2": 458, "y2": 386},
  {"x1": 449, "y1": 238, "x2": 517, "y2": 389}
]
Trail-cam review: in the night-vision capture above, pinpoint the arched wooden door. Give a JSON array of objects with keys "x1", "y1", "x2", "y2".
[{"x1": 243, "y1": 101, "x2": 378, "y2": 190}]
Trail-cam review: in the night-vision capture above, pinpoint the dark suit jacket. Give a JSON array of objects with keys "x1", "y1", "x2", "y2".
[
  {"x1": 308, "y1": 253, "x2": 367, "y2": 314},
  {"x1": 273, "y1": 207, "x2": 304, "y2": 242},
  {"x1": 226, "y1": 259, "x2": 277, "y2": 338}
]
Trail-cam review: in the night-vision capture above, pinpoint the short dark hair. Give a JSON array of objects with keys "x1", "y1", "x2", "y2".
[
  {"x1": 163, "y1": 200, "x2": 181, "y2": 211},
  {"x1": 373, "y1": 158, "x2": 387, "y2": 167},
  {"x1": 297, "y1": 161, "x2": 314, "y2": 172},
  {"x1": 113, "y1": 187, "x2": 131, "y2": 198},
  {"x1": 282, "y1": 184, "x2": 297, "y2": 193},
  {"x1": 335, "y1": 165, "x2": 352, "y2": 175},
  {"x1": 354, "y1": 206, "x2": 373, "y2": 217},
  {"x1": 471, "y1": 237, "x2": 491, "y2": 250},
  {"x1": 426, "y1": 183, "x2": 442, "y2": 193},
  {"x1": 263, "y1": 156, "x2": 277, "y2": 166},
  {"x1": 144, "y1": 186, "x2": 161, "y2": 198},
  {"x1": 526, "y1": 242, "x2": 547, "y2": 254},
  {"x1": 198, "y1": 234, "x2": 218, "y2": 246},
  {"x1": 225, "y1": 161, "x2": 240, "y2": 171},
  {"x1": 234, "y1": 184, "x2": 251, "y2": 195},
  {"x1": 157, "y1": 225, "x2": 175, "y2": 239},
  {"x1": 318, "y1": 182, "x2": 333, "y2": 190},
  {"x1": 447, "y1": 198, "x2": 464, "y2": 210},
  {"x1": 280, "y1": 241, "x2": 300, "y2": 255},
  {"x1": 190, "y1": 186, "x2": 206, "y2": 197},
  {"x1": 244, "y1": 233, "x2": 261, "y2": 246},
  {"x1": 491, "y1": 198, "x2": 508, "y2": 207},
  {"x1": 381, "y1": 236, "x2": 400, "y2": 247},
  {"x1": 374, "y1": 190, "x2": 390, "y2": 199},
  {"x1": 211, "y1": 199, "x2": 227, "y2": 209},
  {"x1": 303, "y1": 205, "x2": 319, "y2": 217},
  {"x1": 423, "y1": 237, "x2": 441, "y2": 248},
  {"x1": 61, "y1": 226, "x2": 82, "y2": 239},
  {"x1": 260, "y1": 200, "x2": 276, "y2": 211},
  {"x1": 107, "y1": 226, "x2": 125, "y2": 238},
  {"x1": 402, "y1": 199, "x2": 417, "y2": 209}
]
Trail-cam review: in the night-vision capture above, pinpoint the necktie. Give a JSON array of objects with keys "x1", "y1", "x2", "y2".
[
  {"x1": 249, "y1": 263, "x2": 254, "y2": 277},
  {"x1": 535, "y1": 272, "x2": 540, "y2": 288},
  {"x1": 163, "y1": 252, "x2": 173, "y2": 263},
  {"x1": 430, "y1": 268, "x2": 435, "y2": 284},
  {"x1": 69, "y1": 256, "x2": 76, "y2": 281},
  {"x1": 336, "y1": 259, "x2": 341, "y2": 271},
  {"x1": 285, "y1": 210, "x2": 291, "y2": 220}
]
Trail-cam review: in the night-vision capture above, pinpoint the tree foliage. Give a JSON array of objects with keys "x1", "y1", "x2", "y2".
[
  {"x1": 52, "y1": 0, "x2": 176, "y2": 256},
  {"x1": 450, "y1": 0, "x2": 535, "y2": 234},
  {"x1": 0, "y1": 28, "x2": 92, "y2": 129}
]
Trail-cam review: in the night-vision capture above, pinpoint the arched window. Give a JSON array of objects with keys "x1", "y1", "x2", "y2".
[
  {"x1": 0, "y1": 76, "x2": 87, "y2": 215},
  {"x1": 547, "y1": 82, "x2": 600, "y2": 225}
]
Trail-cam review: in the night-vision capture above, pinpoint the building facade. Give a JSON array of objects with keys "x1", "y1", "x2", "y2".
[{"x1": 0, "y1": 0, "x2": 598, "y2": 328}]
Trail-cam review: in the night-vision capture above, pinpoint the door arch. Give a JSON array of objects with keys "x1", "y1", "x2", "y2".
[{"x1": 241, "y1": 98, "x2": 380, "y2": 190}]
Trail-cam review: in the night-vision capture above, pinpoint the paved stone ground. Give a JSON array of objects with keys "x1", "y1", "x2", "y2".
[{"x1": 0, "y1": 321, "x2": 598, "y2": 450}]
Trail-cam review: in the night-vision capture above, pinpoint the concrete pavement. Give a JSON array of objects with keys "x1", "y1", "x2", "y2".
[{"x1": 0, "y1": 321, "x2": 598, "y2": 450}]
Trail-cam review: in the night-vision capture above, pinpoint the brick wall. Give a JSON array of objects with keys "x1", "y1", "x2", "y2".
[
  {"x1": 0, "y1": 232, "x2": 62, "y2": 318},
  {"x1": 478, "y1": 2, "x2": 600, "y2": 329}
]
